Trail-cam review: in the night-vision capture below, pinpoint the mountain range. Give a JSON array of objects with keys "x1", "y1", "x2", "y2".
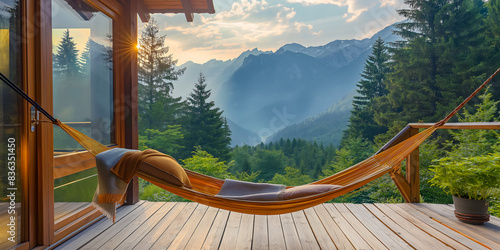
[
  {"x1": 265, "y1": 92, "x2": 355, "y2": 146},
  {"x1": 174, "y1": 24, "x2": 400, "y2": 146}
]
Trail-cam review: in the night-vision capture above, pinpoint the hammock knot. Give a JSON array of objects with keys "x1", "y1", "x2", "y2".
[
  {"x1": 391, "y1": 165, "x2": 402, "y2": 175},
  {"x1": 53, "y1": 119, "x2": 62, "y2": 126}
]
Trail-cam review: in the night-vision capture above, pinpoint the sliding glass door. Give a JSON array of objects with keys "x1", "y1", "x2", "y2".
[
  {"x1": 0, "y1": 0, "x2": 23, "y2": 248},
  {"x1": 51, "y1": 0, "x2": 115, "y2": 228}
]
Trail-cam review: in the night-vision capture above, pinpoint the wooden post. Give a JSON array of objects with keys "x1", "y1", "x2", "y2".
[
  {"x1": 115, "y1": 0, "x2": 139, "y2": 205},
  {"x1": 406, "y1": 127, "x2": 420, "y2": 203},
  {"x1": 25, "y1": 0, "x2": 38, "y2": 247},
  {"x1": 383, "y1": 125, "x2": 420, "y2": 203},
  {"x1": 34, "y1": 0, "x2": 55, "y2": 246}
]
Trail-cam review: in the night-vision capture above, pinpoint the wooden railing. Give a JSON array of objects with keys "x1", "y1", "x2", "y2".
[{"x1": 379, "y1": 122, "x2": 500, "y2": 203}]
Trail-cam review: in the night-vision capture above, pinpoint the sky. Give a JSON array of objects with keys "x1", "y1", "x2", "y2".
[{"x1": 145, "y1": 0, "x2": 408, "y2": 65}]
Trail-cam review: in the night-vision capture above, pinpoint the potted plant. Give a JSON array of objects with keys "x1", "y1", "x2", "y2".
[{"x1": 429, "y1": 153, "x2": 500, "y2": 224}]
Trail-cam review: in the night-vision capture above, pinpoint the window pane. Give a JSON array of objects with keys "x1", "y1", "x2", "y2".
[
  {"x1": 52, "y1": 0, "x2": 114, "y2": 155},
  {"x1": 0, "y1": 0, "x2": 22, "y2": 247},
  {"x1": 52, "y1": 0, "x2": 113, "y2": 215},
  {"x1": 53, "y1": 168, "x2": 97, "y2": 223}
]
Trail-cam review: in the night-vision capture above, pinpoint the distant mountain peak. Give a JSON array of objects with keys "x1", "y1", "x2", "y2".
[{"x1": 278, "y1": 43, "x2": 307, "y2": 53}]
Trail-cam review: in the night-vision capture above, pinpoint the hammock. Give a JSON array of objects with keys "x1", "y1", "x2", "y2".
[{"x1": 1, "y1": 68, "x2": 499, "y2": 217}]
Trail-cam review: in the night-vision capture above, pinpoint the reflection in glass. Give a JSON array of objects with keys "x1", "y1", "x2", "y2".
[
  {"x1": 52, "y1": 0, "x2": 114, "y2": 216},
  {"x1": 52, "y1": 0, "x2": 114, "y2": 155},
  {"x1": 0, "y1": 0, "x2": 22, "y2": 248}
]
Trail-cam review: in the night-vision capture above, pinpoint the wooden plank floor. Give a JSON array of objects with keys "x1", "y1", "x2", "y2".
[
  {"x1": 0, "y1": 202, "x2": 91, "y2": 249},
  {"x1": 55, "y1": 202, "x2": 500, "y2": 249}
]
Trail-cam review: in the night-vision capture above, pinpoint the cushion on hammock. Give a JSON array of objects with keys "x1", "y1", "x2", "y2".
[
  {"x1": 283, "y1": 184, "x2": 343, "y2": 200},
  {"x1": 139, "y1": 155, "x2": 192, "y2": 188},
  {"x1": 216, "y1": 179, "x2": 286, "y2": 201},
  {"x1": 216, "y1": 179, "x2": 342, "y2": 201}
]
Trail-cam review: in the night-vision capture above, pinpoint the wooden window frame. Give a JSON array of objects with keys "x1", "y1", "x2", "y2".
[{"x1": 15, "y1": 0, "x2": 139, "y2": 248}]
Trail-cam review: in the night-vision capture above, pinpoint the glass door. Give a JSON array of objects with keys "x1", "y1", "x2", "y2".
[
  {"x1": 0, "y1": 0, "x2": 23, "y2": 248},
  {"x1": 51, "y1": 0, "x2": 115, "y2": 228}
]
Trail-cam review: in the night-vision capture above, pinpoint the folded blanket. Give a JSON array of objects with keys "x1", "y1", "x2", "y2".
[
  {"x1": 94, "y1": 148, "x2": 192, "y2": 222},
  {"x1": 93, "y1": 148, "x2": 138, "y2": 222}
]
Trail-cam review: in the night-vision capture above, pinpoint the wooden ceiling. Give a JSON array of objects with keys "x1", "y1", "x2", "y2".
[{"x1": 139, "y1": 0, "x2": 215, "y2": 22}]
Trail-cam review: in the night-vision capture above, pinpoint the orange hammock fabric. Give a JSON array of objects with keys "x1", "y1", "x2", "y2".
[
  {"x1": 136, "y1": 127, "x2": 434, "y2": 215},
  {"x1": 54, "y1": 68, "x2": 499, "y2": 215}
]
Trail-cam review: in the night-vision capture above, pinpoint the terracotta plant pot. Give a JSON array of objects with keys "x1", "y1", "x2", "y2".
[{"x1": 453, "y1": 195, "x2": 490, "y2": 225}]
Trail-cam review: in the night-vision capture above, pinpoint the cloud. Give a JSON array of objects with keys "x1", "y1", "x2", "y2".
[
  {"x1": 152, "y1": 0, "x2": 319, "y2": 63},
  {"x1": 145, "y1": 0, "x2": 407, "y2": 64},
  {"x1": 287, "y1": 0, "x2": 403, "y2": 22}
]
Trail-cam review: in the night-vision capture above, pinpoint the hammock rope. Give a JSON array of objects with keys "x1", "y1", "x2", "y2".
[{"x1": 0, "y1": 68, "x2": 499, "y2": 215}]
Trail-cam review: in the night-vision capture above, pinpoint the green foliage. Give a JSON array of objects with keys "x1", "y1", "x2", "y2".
[
  {"x1": 183, "y1": 73, "x2": 232, "y2": 160},
  {"x1": 421, "y1": 91, "x2": 500, "y2": 204},
  {"x1": 270, "y1": 167, "x2": 312, "y2": 186},
  {"x1": 374, "y1": 0, "x2": 492, "y2": 134},
  {"x1": 232, "y1": 171, "x2": 260, "y2": 183},
  {"x1": 138, "y1": 18, "x2": 186, "y2": 132},
  {"x1": 445, "y1": 91, "x2": 500, "y2": 159},
  {"x1": 230, "y1": 139, "x2": 335, "y2": 182},
  {"x1": 181, "y1": 148, "x2": 259, "y2": 181},
  {"x1": 323, "y1": 136, "x2": 373, "y2": 178},
  {"x1": 367, "y1": 176, "x2": 404, "y2": 203},
  {"x1": 490, "y1": 198, "x2": 500, "y2": 217},
  {"x1": 344, "y1": 37, "x2": 390, "y2": 144},
  {"x1": 418, "y1": 139, "x2": 451, "y2": 203},
  {"x1": 429, "y1": 153, "x2": 500, "y2": 200},
  {"x1": 139, "y1": 180, "x2": 187, "y2": 202},
  {"x1": 250, "y1": 148, "x2": 287, "y2": 181},
  {"x1": 229, "y1": 145, "x2": 253, "y2": 173},
  {"x1": 139, "y1": 125, "x2": 185, "y2": 159},
  {"x1": 182, "y1": 147, "x2": 233, "y2": 179},
  {"x1": 322, "y1": 148, "x2": 355, "y2": 177}
]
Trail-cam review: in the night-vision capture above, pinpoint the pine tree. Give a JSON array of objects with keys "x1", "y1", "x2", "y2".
[
  {"x1": 373, "y1": 0, "x2": 488, "y2": 136},
  {"x1": 184, "y1": 73, "x2": 231, "y2": 160},
  {"x1": 343, "y1": 37, "x2": 390, "y2": 143},
  {"x1": 138, "y1": 18, "x2": 185, "y2": 131},
  {"x1": 80, "y1": 39, "x2": 91, "y2": 76},
  {"x1": 484, "y1": 0, "x2": 500, "y2": 100},
  {"x1": 54, "y1": 29, "x2": 81, "y2": 77},
  {"x1": 353, "y1": 37, "x2": 390, "y2": 108}
]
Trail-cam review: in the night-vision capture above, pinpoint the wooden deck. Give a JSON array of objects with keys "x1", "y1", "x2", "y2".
[
  {"x1": 0, "y1": 202, "x2": 92, "y2": 249},
  {"x1": 55, "y1": 201, "x2": 500, "y2": 249},
  {"x1": 54, "y1": 202, "x2": 93, "y2": 222}
]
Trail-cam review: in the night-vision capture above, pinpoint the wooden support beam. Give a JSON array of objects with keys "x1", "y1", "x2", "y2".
[
  {"x1": 406, "y1": 127, "x2": 420, "y2": 203},
  {"x1": 184, "y1": 12, "x2": 194, "y2": 22},
  {"x1": 390, "y1": 171, "x2": 411, "y2": 203},
  {"x1": 206, "y1": 0, "x2": 215, "y2": 13},
  {"x1": 115, "y1": 0, "x2": 140, "y2": 205},
  {"x1": 137, "y1": 0, "x2": 151, "y2": 23},
  {"x1": 35, "y1": 0, "x2": 55, "y2": 246},
  {"x1": 180, "y1": 0, "x2": 194, "y2": 22},
  {"x1": 147, "y1": 8, "x2": 213, "y2": 13},
  {"x1": 83, "y1": 0, "x2": 121, "y2": 20}
]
